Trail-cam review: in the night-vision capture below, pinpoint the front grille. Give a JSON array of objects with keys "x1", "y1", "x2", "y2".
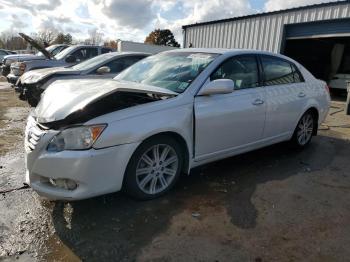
[{"x1": 25, "y1": 117, "x2": 47, "y2": 152}]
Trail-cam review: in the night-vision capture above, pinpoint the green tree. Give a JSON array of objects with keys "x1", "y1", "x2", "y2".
[{"x1": 144, "y1": 29, "x2": 180, "y2": 47}]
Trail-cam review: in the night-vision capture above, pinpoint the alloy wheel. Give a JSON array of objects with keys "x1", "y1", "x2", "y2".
[
  {"x1": 297, "y1": 113, "x2": 314, "y2": 146},
  {"x1": 136, "y1": 144, "x2": 179, "y2": 194}
]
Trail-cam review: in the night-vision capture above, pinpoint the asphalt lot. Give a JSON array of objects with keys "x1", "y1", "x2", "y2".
[{"x1": 1, "y1": 80, "x2": 350, "y2": 261}]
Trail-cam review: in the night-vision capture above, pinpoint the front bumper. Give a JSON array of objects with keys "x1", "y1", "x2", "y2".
[
  {"x1": 25, "y1": 119, "x2": 139, "y2": 200},
  {"x1": 7, "y1": 73, "x2": 19, "y2": 84}
]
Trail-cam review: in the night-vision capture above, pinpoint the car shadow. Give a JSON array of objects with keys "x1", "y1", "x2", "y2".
[{"x1": 51, "y1": 134, "x2": 337, "y2": 261}]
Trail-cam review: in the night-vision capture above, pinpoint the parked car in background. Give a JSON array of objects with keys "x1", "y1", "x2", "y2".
[
  {"x1": 328, "y1": 52, "x2": 350, "y2": 92},
  {"x1": 2, "y1": 44, "x2": 68, "y2": 79},
  {"x1": 8, "y1": 45, "x2": 113, "y2": 84},
  {"x1": 0, "y1": 49, "x2": 16, "y2": 64},
  {"x1": 17, "y1": 52, "x2": 150, "y2": 106},
  {"x1": 25, "y1": 49, "x2": 330, "y2": 201}
]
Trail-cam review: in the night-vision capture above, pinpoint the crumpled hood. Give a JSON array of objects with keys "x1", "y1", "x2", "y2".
[
  {"x1": 34, "y1": 79, "x2": 177, "y2": 124},
  {"x1": 20, "y1": 67, "x2": 79, "y2": 84}
]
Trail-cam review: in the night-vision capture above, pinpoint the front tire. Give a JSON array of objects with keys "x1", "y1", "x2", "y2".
[
  {"x1": 124, "y1": 136, "x2": 183, "y2": 200},
  {"x1": 291, "y1": 111, "x2": 316, "y2": 148}
]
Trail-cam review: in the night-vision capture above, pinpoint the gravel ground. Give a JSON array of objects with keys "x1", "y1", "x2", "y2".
[{"x1": 0, "y1": 82, "x2": 350, "y2": 262}]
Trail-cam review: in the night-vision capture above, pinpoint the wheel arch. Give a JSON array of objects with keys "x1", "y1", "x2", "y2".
[
  {"x1": 139, "y1": 131, "x2": 191, "y2": 174},
  {"x1": 303, "y1": 106, "x2": 319, "y2": 136}
]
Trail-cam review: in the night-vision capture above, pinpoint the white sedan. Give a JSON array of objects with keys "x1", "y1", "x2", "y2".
[{"x1": 25, "y1": 48, "x2": 330, "y2": 200}]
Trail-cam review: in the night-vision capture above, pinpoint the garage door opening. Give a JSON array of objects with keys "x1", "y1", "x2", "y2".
[{"x1": 283, "y1": 37, "x2": 350, "y2": 91}]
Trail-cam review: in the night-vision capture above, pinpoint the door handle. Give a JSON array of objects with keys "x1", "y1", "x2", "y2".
[
  {"x1": 298, "y1": 92, "x2": 306, "y2": 98},
  {"x1": 252, "y1": 99, "x2": 264, "y2": 106}
]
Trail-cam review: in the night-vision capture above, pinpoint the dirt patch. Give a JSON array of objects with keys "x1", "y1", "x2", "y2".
[{"x1": 0, "y1": 87, "x2": 30, "y2": 156}]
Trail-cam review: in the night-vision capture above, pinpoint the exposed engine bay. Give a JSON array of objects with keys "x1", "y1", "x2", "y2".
[{"x1": 35, "y1": 91, "x2": 172, "y2": 130}]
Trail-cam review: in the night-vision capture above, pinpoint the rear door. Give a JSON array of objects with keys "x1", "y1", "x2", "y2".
[
  {"x1": 194, "y1": 55, "x2": 266, "y2": 159},
  {"x1": 259, "y1": 55, "x2": 307, "y2": 139}
]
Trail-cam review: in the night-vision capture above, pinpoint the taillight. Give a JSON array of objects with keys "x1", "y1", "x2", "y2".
[{"x1": 325, "y1": 84, "x2": 330, "y2": 94}]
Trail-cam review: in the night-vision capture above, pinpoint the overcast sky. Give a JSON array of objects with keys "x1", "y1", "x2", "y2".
[{"x1": 0, "y1": 0, "x2": 340, "y2": 44}]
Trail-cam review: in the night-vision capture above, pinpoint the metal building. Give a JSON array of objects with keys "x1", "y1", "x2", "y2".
[{"x1": 182, "y1": 1, "x2": 350, "y2": 86}]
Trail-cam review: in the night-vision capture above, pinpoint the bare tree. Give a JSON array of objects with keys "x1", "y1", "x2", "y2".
[
  {"x1": 85, "y1": 28, "x2": 104, "y2": 45},
  {"x1": 0, "y1": 30, "x2": 27, "y2": 50},
  {"x1": 34, "y1": 30, "x2": 58, "y2": 46}
]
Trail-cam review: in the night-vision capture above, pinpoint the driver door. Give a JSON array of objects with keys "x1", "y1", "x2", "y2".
[{"x1": 194, "y1": 55, "x2": 266, "y2": 160}]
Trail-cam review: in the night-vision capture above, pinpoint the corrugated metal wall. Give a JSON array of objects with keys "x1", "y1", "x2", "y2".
[{"x1": 183, "y1": 2, "x2": 350, "y2": 52}]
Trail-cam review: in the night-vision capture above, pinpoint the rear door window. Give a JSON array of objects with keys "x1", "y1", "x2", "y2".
[
  {"x1": 211, "y1": 55, "x2": 260, "y2": 90},
  {"x1": 71, "y1": 48, "x2": 98, "y2": 61},
  {"x1": 261, "y1": 56, "x2": 301, "y2": 86}
]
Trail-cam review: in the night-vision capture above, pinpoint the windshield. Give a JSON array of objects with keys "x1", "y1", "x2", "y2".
[
  {"x1": 54, "y1": 46, "x2": 76, "y2": 60},
  {"x1": 115, "y1": 52, "x2": 219, "y2": 93},
  {"x1": 72, "y1": 53, "x2": 114, "y2": 70}
]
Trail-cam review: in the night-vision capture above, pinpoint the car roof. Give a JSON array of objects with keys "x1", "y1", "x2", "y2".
[
  {"x1": 116, "y1": 51, "x2": 151, "y2": 56},
  {"x1": 49, "y1": 44, "x2": 69, "y2": 48},
  {"x1": 165, "y1": 48, "x2": 280, "y2": 55},
  {"x1": 69, "y1": 45, "x2": 112, "y2": 48},
  {"x1": 95, "y1": 51, "x2": 151, "y2": 59},
  {"x1": 164, "y1": 48, "x2": 297, "y2": 62}
]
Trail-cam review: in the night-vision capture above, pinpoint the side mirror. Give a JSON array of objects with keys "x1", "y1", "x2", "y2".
[
  {"x1": 96, "y1": 66, "x2": 111, "y2": 74},
  {"x1": 197, "y1": 79, "x2": 235, "y2": 96},
  {"x1": 65, "y1": 55, "x2": 77, "y2": 63}
]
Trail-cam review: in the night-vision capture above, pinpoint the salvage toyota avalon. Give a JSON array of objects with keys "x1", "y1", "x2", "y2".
[{"x1": 25, "y1": 48, "x2": 330, "y2": 200}]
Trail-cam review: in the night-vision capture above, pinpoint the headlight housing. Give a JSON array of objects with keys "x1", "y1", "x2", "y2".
[{"x1": 47, "y1": 124, "x2": 107, "y2": 152}]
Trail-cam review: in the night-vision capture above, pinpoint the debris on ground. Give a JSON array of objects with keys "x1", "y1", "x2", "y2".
[{"x1": 191, "y1": 212, "x2": 201, "y2": 218}]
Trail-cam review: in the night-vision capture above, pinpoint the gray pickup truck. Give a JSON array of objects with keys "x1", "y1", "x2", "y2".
[
  {"x1": 2, "y1": 45, "x2": 68, "y2": 80},
  {"x1": 8, "y1": 45, "x2": 114, "y2": 84}
]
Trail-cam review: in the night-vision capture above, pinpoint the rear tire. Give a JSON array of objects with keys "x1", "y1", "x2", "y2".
[
  {"x1": 123, "y1": 136, "x2": 183, "y2": 200},
  {"x1": 290, "y1": 111, "x2": 316, "y2": 148}
]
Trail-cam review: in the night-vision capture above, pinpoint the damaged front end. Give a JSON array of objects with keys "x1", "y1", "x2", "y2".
[
  {"x1": 33, "y1": 79, "x2": 178, "y2": 130},
  {"x1": 16, "y1": 80, "x2": 44, "y2": 107},
  {"x1": 42, "y1": 92, "x2": 171, "y2": 129}
]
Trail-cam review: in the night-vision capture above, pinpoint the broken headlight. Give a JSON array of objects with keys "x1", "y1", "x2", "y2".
[{"x1": 47, "y1": 125, "x2": 107, "y2": 152}]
